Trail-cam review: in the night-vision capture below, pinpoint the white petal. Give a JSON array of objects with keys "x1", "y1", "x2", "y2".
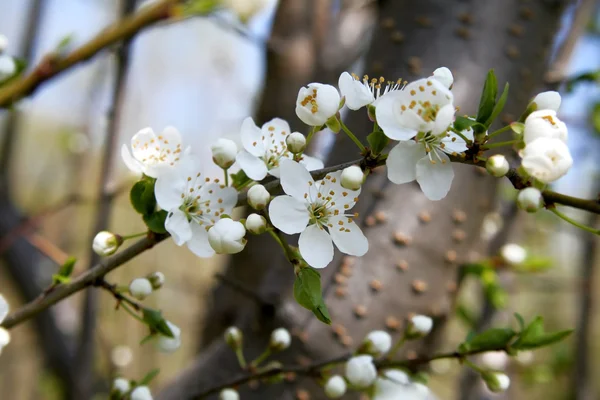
[
  {"x1": 262, "y1": 118, "x2": 291, "y2": 155},
  {"x1": 386, "y1": 141, "x2": 424, "y2": 184},
  {"x1": 165, "y1": 209, "x2": 192, "y2": 246},
  {"x1": 279, "y1": 159, "x2": 314, "y2": 200},
  {"x1": 186, "y1": 223, "x2": 215, "y2": 257},
  {"x1": 432, "y1": 67, "x2": 454, "y2": 89},
  {"x1": 338, "y1": 72, "x2": 374, "y2": 110},
  {"x1": 318, "y1": 171, "x2": 361, "y2": 210},
  {"x1": 198, "y1": 183, "x2": 238, "y2": 222},
  {"x1": 130, "y1": 127, "x2": 158, "y2": 161},
  {"x1": 236, "y1": 151, "x2": 268, "y2": 181},
  {"x1": 160, "y1": 126, "x2": 182, "y2": 144},
  {"x1": 240, "y1": 117, "x2": 265, "y2": 157},
  {"x1": 268, "y1": 195, "x2": 309, "y2": 234},
  {"x1": 416, "y1": 153, "x2": 454, "y2": 200},
  {"x1": 299, "y1": 224, "x2": 334, "y2": 268},
  {"x1": 0, "y1": 295, "x2": 8, "y2": 323},
  {"x1": 328, "y1": 218, "x2": 368, "y2": 257},
  {"x1": 154, "y1": 156, "x2": 199, "y2": 211},
  {"x1": 432, "y1": 104, "x2": 455, "y2": 135},
  {"x1": 441, "y1": 131, "x2": 469, "y2": 154},
  {"x1": 375, "y1": 91, "x2": 418, "y2": 140},
  {"x1": 299, "y1": 155, "x2": 324, "y2": 171},
  {"x1": 121, "y1": 144, "x2": 144, "y2": 174}
]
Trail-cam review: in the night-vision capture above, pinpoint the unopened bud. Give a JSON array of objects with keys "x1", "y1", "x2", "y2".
[
  {"x1": 156, "y1": 321, "x2": 181, "y2": 353},
  {"x1": 341, "y1": 165, "x2": 364, "y2": 190},
  {"x1": 486, "y1": 155, "x2": 509, "y2": 177},
  {"x1": 211, "y1": 138, "x2": 238, "y2": 169},
  {"x1": 269, "y1": 327, "x2": 291, "y2": 351},
  {"x1": 517, "y1": 187, "x2": 543, "y2": 213},
  {"x1": 361, "y1": 330, "x2": 392, "y2": 356},
  {"x1": 406, "y1": 315, "x2": 433, "y2": 338},
  {"x1": 130, "y1": 385, "x2": 153, "y2": 400},
  {"x1": 345, "y1": 355, "x2": 377, "y2": 388},
  {"x1": 219, "y1": 388, "x2": 240, "y2": 400},
  {"x1": 324, "y1": 375, "x2": 347, "y2": 398},
  {"x1": 482, "y1": 371, "x2": 510, "y2": 393},
  {"x1": 92, "y1": 231, "x2": 122, "y2": 256},
  {"x1": 500, "y1": 243, "x2": 526, "y2": 265},
  {"x1": 245, "y1": 213, "x2": 267, "y2": 234},
  {"x1": 208, "y1": 219, "x2": 246, "y2": 254},
  {"x1": 112, "y1": 378, "x2": 131, "y2": 395},
  {"x1": 531, "y1": 91, "x2": 561, "y2": 112},
  {"x1": 247, "y1": 184, "x2": 270, "y2": 210},
  {"x1": 225, "y1": 326, "x2": 243, "y2": 349},
  {"x1": 129, "y1": 278, "x2": 153, "y2": 300},
  {"x1": 286, "y1": 132, "x2": 307, "y2": 154},
  {"x1": 326, "y1": 115, "x2": 341, "y2": 133},
  {"x1": 147, "y1": 272, "x2": 165, "y2": 290}
]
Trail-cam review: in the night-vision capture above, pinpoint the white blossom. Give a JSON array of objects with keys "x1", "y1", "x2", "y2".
[
  {"x1": 208, "y1": 219, "x2": 247, "y2": 254},
  {"x1": 236, "y1": 117, "x2": 323, "y2": 180},
  {"x1": 408, "y1": 315, "x2": 433, "y2": 337},
  {"x1": 247, "y1": 184, "x2": 271, "y2": 210},
  {"x1": 147, "y1": 272, "x2": 165, "y2": 290},
  {"x1": 0, "y1": 34, "x2": 8, "y2": 53},
  {"x1": 481, "y1": 351, "x2": 509, "y2": 371},
  {"x1": 270, "y1": 327, "x2": 291, "y2": 351},
  {"x1": 112, "y1": 378, "x2": 131, "y2": 394},
  {"x1": 92, "y1": 231, "x2": 122, "y2": 257},
  {"x1": 363, "y1": 330, "x2": 392, "y2": 355},
  {"x1": 523, "y1": 110, "x2": 568, "y2": 144},
  {"x1": 341, "y1": 165, "x2": 364, "y2": 191},
  {"x1": 521, "y1": 137, "x2": 572, "y2": 183},
  {"x1": 211, "y1": 138, "x2": 238, "y2": 169},
  {"x1": 224, "y1": 326, "x2": 243, "y2": 348},
  {"x1": 0, "y1": 55, "x2": 15, "y2": 80},
  {"x1": 129, "y1": 278, "x2": 153, "y2": 300},
  {"x1": 517, "y1": 187, "x2": 543, "y2": 213},
  {"x1": 286, "y1": 132, "x2": 307, "y2": 154},
  {"x1": 121, "y1": 126, "x2": 188, "y2": 178},
  {"x1": 154, "y1": 156, "x2": 237, "y2": 257},
  {"x1": 219, "y1": 388, "x2": 240, "y2": 400},
  {"x1": 246, "y1": 213, "x2": 267, "y2": 234},
  {"x1": 0, "y1": 295, "x2": 10, "y2": 355},
  {"x1": 324, "y1": 375, "x2": 347, "y2": 398},
  {"x1": 500, "y1": 243, "x2": 526, "y2": 265},
  {"x1": 345, "y1": 355, "x2": 377, "y2": 388},
  {"x1": 156, "y1": 321, "x2": 181, "y2": 353},
  {"x1": 373, "y1": 369, "x2": 430, "y2": 400},
  {"x1": 269, "y1": 160, "x2": 368, "y2": 268},
  {"x1": 131, "y1": 385, "x2": 153, "y2": 400},
  {"x1": 432, "y1": 67, "x2": 454, "y2": 89},
  {"x1": 532, "y1": 91, "x2": 561, "y2": 112},
  {"x1": 483, "y1": 372, "x2": 510, "y2": 393},
  {"x1": 338, "y1": 72, "x2": 403, "y2": 110},
  {"x1": 295, "y1": 83, "x2": 341, "y2": 126},
  {"x1": 486, "y1": 154, "x2": 509, "y2": 177}
]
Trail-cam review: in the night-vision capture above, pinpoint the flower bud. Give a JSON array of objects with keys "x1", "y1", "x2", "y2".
[
  {"x1": 156, "y1": 321, "x2": 181, "y2": 353},
  {"x1": 345, "y1": 355, "x2": 377, "y2": 389},
  {"x1": 341, "y1": 165, "x2": 364, "y2": 190},
  {"x1": 92, "y1": 231, "x2": 122, "y2": 256},
  {"x1": 324, "y1": 375, "x2": 347, "y2": 398},
  {"x1": 432, "y1": 66, "x2": 454, "y2": 89},
  {"x1": 112, "y1": 378, "x2": 131, "y2": 394},
  {"x1": 0, "y1": 328, "x2": 10, "y2": 353},
  {"x1": 481, "y1": 351, "x2": 509, "y2": 371},
  {"x1": 219, "y1": 388, "x2": 240, "y2": 400},
  {"x1": 523, "y1": 110, "x2": 567, "y2": 144},
  {"x1": 286, "y1": 132, "x2": 307, "y2": 154},
  {"x1": 246, "y1": 213, "x2": 267, "y2": 234},
  {"x1": 208, "y1": 219, "x2": 246, "y2": 254},
  {"x1": 211, "y1": 138, "x2": 238, "y2": 169},
  {"x1": 407, "y1": 315, "x2": 433, "y2": 338},
  {"x1": 482, "y1": 372, "x2": 510, "y2": 393},
  {"x1": 270, "y1": 327, "x2": 291, "y2": 351},
  {"x1": 224, "y1": 326, "x2": 243, "y2": 349},
  {"x1": 531, "y1": 91, "x2": 561, "y2": 112},
  {"x1": 0, "y1": 34, "x2": 8, "y2": 53},
  {"x1": 129, "y1": 278, "x2": 153, "y2": 300},
  {"x1": 296, "y1": 83, "x2": 341, "y2": 126},
  {"x1": 486, "y1": 155, "x2": 509, "y2": 177},
  {"x1": 247, "y1": 184, "x2": 270, "y2": 210},
  {"x1": 325, "y1": 115, "x2": 341, "y2": 133},
  {"x1": 517, "y1": 187, "x2": 543, "y2": 213},
  {"x1": 521, "y1": 137, "x2": 572, "y2": 183},
  {"x1": 500, "y1": 243, "x2": 526, "y2": 265},
  {"x1": 362, "y1": 330, "x2": 392, "y2": 356},
  {"x1": 131, "y1": 385, "x2": 153, "y2": 400},
  {"x1": 0, "y1": 55, "x2": 15, "y2": 80},
  {"x1": 147, "y1": 272, "x2": 165, "y2": 290}
]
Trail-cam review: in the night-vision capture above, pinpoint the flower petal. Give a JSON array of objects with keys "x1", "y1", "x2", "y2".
[
  {"x1": 236, "y1": 150, "x2": 268, "y2": 181},
  {"x1": 121, "y1": 144, "x2": 143, "y2": 175},
  {"x1": 338, "y1": 72, "x2": 374, "y2": 110},
  {"x1": 299, "y1": 224, "x2": 334, "y2": 268},
  {"x1": 198, "y1": 183, "x2": 238, "y2": 223},
  {"x1": 268, "y1": 195, "x2": 309, "y2": 234},
  {"x1": 431, "y1": 104, "x2": 455, "y2": 136},
  {"x1": 386, "y1": 141, "x2": 424, "y2": 184},
  {"x1": 165, "y1": 209, "x2": 192, "y2": 245},
  {"x1": 279, "y1": 159, "x2": 314, "y2": 201},
  {"x1": 186, "y1": 223, "x2": 215, "y2": 257},
  {"x1": 375, "y1": 91, "x2": 418, "y2": 140},
  {"x1": 299, "y1": 154, "x2": 324, "y2": 171},
  {"x1": 240, "y1": 117, "x2": 265, "y2": 157},
  {"x1": 328, "y1": 218, "x2": 368, "y2": 257},
  {"x1": 154, "y1": 156, "x2": 199, "y2": 211},
  {"x1": 0, "y1": 295, "x2": 8, "y2": 323},
  {"x1": 416, "y1": 152, "x2": 454, "y2": 200},
  {"x1": 441, "y1": 130, "x2": 470, "y2": 154},
  {"x1": 262, "y1": 118, "x2": 291, "y2": 153}
]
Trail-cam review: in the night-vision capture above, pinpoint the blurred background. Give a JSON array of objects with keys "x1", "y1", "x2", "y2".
[{"x1": 1, "y1": 0, "x2": 600, "y2": 399}]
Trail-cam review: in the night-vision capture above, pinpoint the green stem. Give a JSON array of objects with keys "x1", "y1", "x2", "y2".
[
  {"x1": 487, "y1": 124, "x2": 513, "y2": 140},
  {"x1": 463, "y1": 359, "x2": 485, "y2": 374},
  {"x1": 268, "y1": 229, "x2": 293, "y2": 260},
  {"x1": 121, "y1": 232, "x2": 148, "y2": 241},
  {"x1": 223, "y1": 168, "x2": 229, "y2": 187},
  {"x1": 340, "y1": 120, "x2": 366, "y2": 152},
  {"x1": 306, "y1": 126, "x2": 318, "y2": 144},
  {"x1": 449, "y1": 127, "x2": 473, "y2": 145},
  {"x1": 483, "y1": 139, "x2": 520, "y2": 150},
  {"x1": 235, "y1": 348, "x2": 247, "y2": 369},
  {"x1": 251, "y1": 348, "x2": 272, "y2": 367},
  {"x1": 120, "y1": 302, "x2": 145, "y2": 324},
  {"x1": 551, "y1": 208, "x2": 600, "y2": 235},
  {"x1": 387, "y1": 335, "x2": 407, "y2": 359}
]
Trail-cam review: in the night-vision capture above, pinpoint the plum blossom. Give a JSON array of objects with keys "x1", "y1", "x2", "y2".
[
  {"x1": 432, "y1": 67, "x2": 454, "y2": 89},
  {"x1": 154, "y1": 156, "x2": 237, "y2": 257},
  {"x1": 531, "y1": 91, "x2": 561, "y2": 112},
  {"x1": 523, "y1": 110, "x2": 567, "y2": 144},
  {"x1": 373, "y1": 370, "x2": 430, "y2": 400},
  {"x1": 122, "y1": 126, "x2": 188, "y2": 178},
  {"x1": 269, "y1": 160, "x2": 368, "y2": 268},
  {"x1": 345, "y1": 355, "x2": 377, "y2": 388},
  {"x1": 521, "y1": 137, "x2": 572, "y2": 183},
  {"x1": 236, "y1": 117, "x2": 323, "y2": 181},
  {"x1": 208, "y1": 218, "x2": 247, "y2": 254},
  {"x1": 517, "y1": 187, "x2": 543, "y2": 212},
  {"x1": 0, "y1": 295, "x2": 10, "y2": 355},
  {"x1": 338, "y1": 72, "x2": 404, "y2": 110},
  {"x1": 295, "y1": 83, "x2": 341, "y2": 126}
]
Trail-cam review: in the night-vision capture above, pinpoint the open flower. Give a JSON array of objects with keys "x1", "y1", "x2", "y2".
[
  {"x1": 122, "y1": 126, "x2": 188, "y2": 178},
  {"x1": 521, "y1": 137, "x2": 572, "y2": 183},
  {"x1": 268, "y1": 160, "x2": 368, "y2": 268},
  {"x1": 154, "y1": 156, "x2": 237, "y2": 257},
  {"x1": 0, "y1": 295, "x2": 10, "y2": 355},
  {"x1": 338, "y1": 72, "x2": 404, "y2": 110},
  {"x1": 373, "y1": 370, "x2": 430, "y2": 400},
  {"x1": 295, "y1": 83, "x2": 341, "y2": 126},
  {"x1": 236, "y1": 117, "x2": 323, "y2": 181}
]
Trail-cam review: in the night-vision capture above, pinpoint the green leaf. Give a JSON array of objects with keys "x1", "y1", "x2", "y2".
[
  {"x1": 486, "y1": 82, "x2": 509, "y2": 126},
  {"x1": 591, "y1": 102, "x2": 600, "y2": 135},
  {"x1": 483, "y1": 282, "x2": 508, "y2": 309},
  {"x1": 514, "y1": 313, "x2": 526, "y2": 331},
  {"x1": 517, "y1": 256, "x2": 553, "y2": 273},
  {"x1": 58, "y1": 256, "x2": 76, "y2": 278},
  {"x1": 453, "y1": 116, "x2": 485, "y2": 132},
  {"x1": 139, "y1": 368, "x2": 160, "y2": 385},
  {"x1": 513, "y1": 316, "x2": 573, "y2": 350},
  {"x1": 54, "y1": 34, "x2": 74, "y2": 55},
  {"x1": 231, "y1": 169, "x2": 251, "y2": 189},
  {"x1": 476, "y1": 70, "x2": 498, "y2": 128},
  {"x1": 130, "y1": 178, "x2": 157, "y2": 215},
  {"x1": 367, "y1": 129, "x2": 389, "y2": 155},
  {"x1": 143, "y1": 210, "x2": 168, "y2": 234},
  {"x1": 456, "y1": 304, "x2": 478, "y2": 329},
  {"x1": 459, "y1": 263, "x2": 488, "y2": 279},
  {"x1": 293, "y1": 267, "x2": 331, "y2": 324},
  {"x1": 458, "y1": 328, "x2": 515, "y2": 354},
  {"x1": 142, "y1": 308, "x2": 174, "y2": 338}
]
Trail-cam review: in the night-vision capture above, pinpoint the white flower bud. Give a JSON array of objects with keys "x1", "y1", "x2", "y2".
[
  {"x1": 286, "y1": 132, "x2": 307, "y2": 154},
  {"x1": 0, "y1": 34, "x2": 8, "y2": 53},
  {"x1": 156, "y1": 321, "x2": 181, "y2": 353},
  {"x1": 407, "y1": 315, "x2": 433, "y2": 338},
  {"x1": 340, "y1": 165, "x2": 364, "y2": 190},
  {"x1": 482, "y1": 372, "x2": 510, "y2": 393},
  {"x1": 345, "y1": 355, "x2": 377, "y2": 388},
  {"x1": 129, "y1": 278, "x2": 153, "y2": 300},
  {"x1": 247, "y1": 184, "x2": 270, "y2": 210},
  {"x1": 0, "y1": 55, "x2": 15, "y2": 80},
  {"x1": 219, "y1": 388, "x2": 240, "y2": 400},
  {"x1": 523, "y1": 110, "x2": 568, "y2": 144},
  {"x1": 224, "y1": 326, "x2": 243, "y2": 349},
  {"x1": 517, "y1": 187, "x2": 543, "y2": 213},
  {"x1": 92, "y1": 231, "x2": 122, "y2": 256},
  {"x1": 131, "y1": 385, "x2": 153, "y2": 400},
  {"x1": 363, "y1": 330, "x2": 392, "y2": 355},
  {"x1": 246, "y1": 213, "x2": 267, "y2": 234},
  {"x1": 208, "y1": 219, "x2": 246, "y2": 254},
  {"x1": 500, "y1": 243, "x2": 526, "y2": 265},
  {"x1": 521, "y1": 137, "x2": 572, "y2": 183},
  {"x1": 147, "y1": 272, "x2": 165, "y2": 290},
  {"x1": 324, "y1": 375, "x2": 347, "y2": 398},
  {"x1": 211, "y1": 138, "x2": 238, "y2": 169},
  {"x1": 532, "y1": 91, "x2": 561, "y2": 112},
  {"x1": 112, "y1": 378, "x2": 131, "y2": 394},
  {"x1": 270, "y1": 327, "x2": 291, "y2": 351},
  {"x1": 0, "y1": 328, "x2": 10, "y2": 353},
  {"x1": 481, "y1": 351, "x2": 509, "y2": 371},
  {"x1": 295, "y1": 83, "x2": 341, "y2": 126},
  {"x1": 486, "y1": 155, "x2": 509, "y2": 177},
  {"x1": 432, "y1": 66, "x2": 454, "y2": 89}
]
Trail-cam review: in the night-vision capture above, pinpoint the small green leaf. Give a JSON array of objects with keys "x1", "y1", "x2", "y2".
[
  {"x1": 143, "y1": 210, "x2": 168, "y2": 234},
  {"x1": 453, "y1": 116, "x2": 485, "y2": 132},
  {"x1": 142, "y1": 308, "x2": 174, "y2": 338},
  {"x1": 476, "y1": 70, "x2": 498, "y2": 128},
  {"x1": 130, "y1": 179, "x2": 157, "y2": 215},
  {"x1": 510, "y1": 122, "x2": 525, "y2": 135},
  {"x1": 293, "y1": 267, "x2": 331, "y2": 324},
  {"x1": 139, "y1": 368, "x2": 160, "y2": 385},
  {"x1": 58, "y1": 256, "x2": 76, "y2": 278},
  {"x1": 51, "y1": 274, "x2": 70, "y2": 285},
  {"x1": 517, "y1": 256, "x2": 553, "y2": 273},
  {"x1": 231, "y1": 169, "x2": 251, "y2": 189},
  {"x1": 459, "y1": 263, "x2": 488, "y2": 279},
  {"x1": 458, "y1": 328, "x2": 515, "y2": 354},
  {"x1": 514, "y1": 313, "x2": 526, "y2": 331},
  {"x1": 513, "y1": 316, "x2": 573, "y2": 350},
  {"x1": 591, "y1": 102, "x2": 600, "y2": 135},
  {"x1": 367, "y1": 129, "x2": 389, "y2": 155},
  {"x1": 54, "y1": 34, "x2": 74, "y2": 55},
  {"x1": 484, "y1": 282, "x2": 507, "y2": 309},
  {"x1": 456, "y1": 304, "x2": 478, "y2": 328},
  {"x1": 486, "y1": 82, "x2": 509, "y2": 126}
]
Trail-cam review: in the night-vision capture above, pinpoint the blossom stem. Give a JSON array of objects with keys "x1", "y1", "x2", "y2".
[
  {"x1": 482, "y1": 139, "x2": 520, "y2": 149},
  {"x1": 121, "y1": 232, "x2": 148, "y2": 241},
  {"x1": 120, "y1": 302, "x2": 145, "y2": 324},
  {"x1": 387, "y1": 335, "x2": 406, "y2": 359},
  {"x1": 235, "y1": 348, "x2": 248, "y2": 369},
  {"x1": 339, "y1": 120, "x2": 366, "y2": 152},
  {"x1": 223, "y1": 168, "x2": 229, "y2": 187},
  {"x1": 250, "y1": 348, "x2": 272, "y2": 367},
  {"x1": 463, "y1": 358, "x2": 486, "y2": 374},
  {"x1": 550, "y1": 208, "x2": 600, "y2": 235},
  {"x1": 487, "y1": 124, "x2": 513, "y2": 140},
  {"x1": 306, "y1": 126, "x2": 318, "y2": 144},
  {"x1": 449, "y1": 128, "x2": 473, "y2": 145}
]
